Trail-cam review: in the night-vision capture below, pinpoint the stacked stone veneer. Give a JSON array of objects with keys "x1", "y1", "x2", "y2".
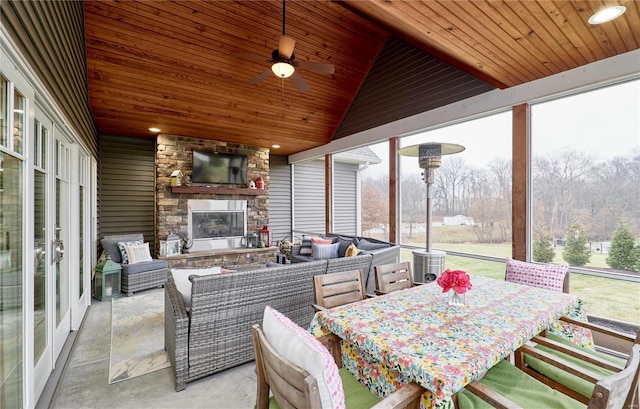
[{"x1": 156, "y1": 134, "x2": 270, "y2": 266}]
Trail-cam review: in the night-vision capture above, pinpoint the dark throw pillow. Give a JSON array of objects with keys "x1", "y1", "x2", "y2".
[{"x1": 357, "y1": 239, "x2": 390, "y2": 251}]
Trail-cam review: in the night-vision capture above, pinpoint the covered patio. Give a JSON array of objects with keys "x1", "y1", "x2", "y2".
[{"x1": 1, "y1": 1, "x2": 639, "y2": 407}]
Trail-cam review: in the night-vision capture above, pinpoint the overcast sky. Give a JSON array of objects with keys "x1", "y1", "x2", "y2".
[{"x1": 363, "y1": 78, "x2": 639, "y2": 178}]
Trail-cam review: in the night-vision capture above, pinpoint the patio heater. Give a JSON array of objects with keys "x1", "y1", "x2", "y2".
[{"x1": 398, "y1": 142, "x2": 465, "y2": 282}]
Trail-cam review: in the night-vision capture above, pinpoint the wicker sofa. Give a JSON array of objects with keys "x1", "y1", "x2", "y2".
[
  {"x1": 291, "y1": 234, "x2": 401, "y2": 293},
  {"x1": 164, "y1": 254, "x2": 374, "y2": 391}
]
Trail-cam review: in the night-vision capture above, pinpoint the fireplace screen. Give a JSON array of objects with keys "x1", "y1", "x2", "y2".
[
  {"x1": 191, "y1": 211, "x2": 245, "y2": 239},
  {"x1": 187, "y1": 199, "x2": 247, "y2": 251}
]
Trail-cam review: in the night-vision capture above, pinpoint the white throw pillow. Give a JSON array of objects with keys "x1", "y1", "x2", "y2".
[
  {"x1": 171, "y1": 267, "x2": 222, "y2": 308},
  {"x1": 117, "y1": 240, "x2": 143, "y2": 263},
  {"x1": 262, "y1": 306, "x2": 345, "y2": 409},
  {"x1": 124, "y1": 242, "x2": 153, "y2": 264}
]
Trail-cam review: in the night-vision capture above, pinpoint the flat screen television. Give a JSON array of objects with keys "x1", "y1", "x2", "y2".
[{"x1": 192, "y1": 150, "x2": 248, "y2": 185}]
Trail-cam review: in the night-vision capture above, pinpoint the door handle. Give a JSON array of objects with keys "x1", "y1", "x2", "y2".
[{"x1": 52, "y1": 239, "x2": 64, "y2": 263}]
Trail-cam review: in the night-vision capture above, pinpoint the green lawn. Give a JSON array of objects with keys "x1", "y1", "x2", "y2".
[{"x1": 399, "y1": 245, "x2": 640, "y2": 325}]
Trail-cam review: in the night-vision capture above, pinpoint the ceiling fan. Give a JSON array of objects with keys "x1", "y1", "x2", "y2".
[{"x1": 234, "y1": 0, "x2": 335, "y2": 92}]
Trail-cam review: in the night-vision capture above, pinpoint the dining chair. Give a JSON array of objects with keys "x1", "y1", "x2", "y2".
[
  {"x1": 253, "y1": 307, "x2": 424, "y2": 409},
  {"x1": 516, "y1": 317, "x2": 639, "y2": 404},
  {"x1": 374, "y1": 262, "x2": 423, "y2": 295},
  {"x1": 504, "y1": 257, "x2": 570, "y2": 293},
  {"x1": 457, "y1": 340, "x2": 640, "y2": 409},
  {"x1": 313, "y1": 269, "x2": 369, "y2": 311}
]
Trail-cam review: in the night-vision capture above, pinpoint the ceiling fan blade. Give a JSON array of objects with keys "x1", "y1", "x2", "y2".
[
  {"x1": 232, "y1": 53, "x2": 270, "y2": 64},
  {"x1": 251, "y1": 69, "x2": 273, "y2": 85},
  {"x1": 279, "y1": 35, "x2": 296, "y2": 59},
  {"x1": 290, "y1": 72, "x2": 309, "y2": 92},
  {"x1": 298, "y1": 60, "x2": 335, "y2": 75}
]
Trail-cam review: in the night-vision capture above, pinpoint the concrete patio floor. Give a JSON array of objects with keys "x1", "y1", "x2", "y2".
[{"x1": 45, "y1": 293, "x2": 257, "y2": 409}]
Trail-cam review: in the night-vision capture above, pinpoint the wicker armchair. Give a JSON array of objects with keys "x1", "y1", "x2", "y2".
[{"x1": 100, "y1": 233, "x2": 169, "y2": 296}]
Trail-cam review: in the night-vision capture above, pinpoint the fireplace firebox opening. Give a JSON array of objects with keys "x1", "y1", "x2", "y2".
[{"x1": 187, "y1": 199, "x2": 247, "y2": 252}]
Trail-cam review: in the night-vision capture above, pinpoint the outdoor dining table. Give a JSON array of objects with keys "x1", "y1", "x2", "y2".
[{"x1": 309, "y1": 275, "x2": 591, "y2": 409}]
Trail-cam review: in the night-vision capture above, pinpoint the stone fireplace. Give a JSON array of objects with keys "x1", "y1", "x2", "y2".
[
  {"x1": 188, "y1": 199, "x2": 247, "y2": 252},
  {"x1": 155, "y1": 134, "x2": 270, "y2": 267}
]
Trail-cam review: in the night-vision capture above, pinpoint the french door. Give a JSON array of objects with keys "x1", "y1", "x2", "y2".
[
  {"x1": 71, "y1": 150, "x2": 90, "y2": 329},
  {"x1": 3, "y1": 43, "x2": 94, "y2": 409},
  {"x1": 52, "y1": 136, "x2": 71, "y2": 361},
  {"x1": 32, "y1": 108, "x2": 52, "y2": 399}
]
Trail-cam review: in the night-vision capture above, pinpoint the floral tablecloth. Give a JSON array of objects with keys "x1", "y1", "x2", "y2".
[{"x1": 309, "y1": 275, "x2": 587, "y2": 409}]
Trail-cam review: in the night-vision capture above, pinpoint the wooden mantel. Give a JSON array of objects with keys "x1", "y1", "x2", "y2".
[{"x1": 170, "y1": 186, "x2": 264, "y2": 195}]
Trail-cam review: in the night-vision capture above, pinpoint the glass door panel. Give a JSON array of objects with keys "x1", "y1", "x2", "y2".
[
  {"x1": 53, "y1": 139, "x2": 70, "y2": 358},
  {"x1": 0, "y1": 76, "x2": 7, "y2": 147},
  {"x1": 34, "y1": 139, "x2": 47, "y2": 363},
  {"x1": 0, "y1": 152, "x2": 24, "y2": 409},
  {"x1": 71, "y1": 153, "x2": 89, "y2": 329},
  {"x1": 0, "y1": 74, "x2": 25, "y2": 409}
]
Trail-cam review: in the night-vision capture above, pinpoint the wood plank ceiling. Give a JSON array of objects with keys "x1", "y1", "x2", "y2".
[{"x1": 84, "y1": 0, "x2": 640, "y2": 156}]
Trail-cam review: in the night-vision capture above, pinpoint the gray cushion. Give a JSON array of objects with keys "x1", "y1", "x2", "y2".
[
  {"x1": 101, "y1": 233, "x2": 144, "y2": 263},
  {"x1": 100, "y1": 238, "x2": 123, "y2": 263},
  {"x1": 336, "y1": 236, "x2": 358, "y2": 257},
  {"x1": 356, "y1": 239, "x2": 390, "y2": 251},
  {"x1": 120, "y1": 259, "x2": 168, "y2": 275},
  {"x1": 291, "y1": 254, "x2": 313, "y2": 263}
]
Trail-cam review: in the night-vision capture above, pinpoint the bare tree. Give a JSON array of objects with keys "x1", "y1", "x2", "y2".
[
  {"x1": 400, "y1": 175, "x2": 426, "y2": 240},
  {"x1": 361, "y1": 177, "x2": 388, "y2": 236},
  {"x1": 588, "y1": 151, "x2": 640, "y2": 239},
  {"x1": 533, "y1": 149, "x2": 594, "y2": 239},
  {"x1": 462, "y1": 167, "x2": 511, "y2": 242},
  {"x1": 434, "y1": 156, "x2": 468, "y2": 214}
]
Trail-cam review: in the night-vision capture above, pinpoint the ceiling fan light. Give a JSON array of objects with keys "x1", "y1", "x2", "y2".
[
  {"x1": 271, "y1": 62, "x2": 295, "y2": 78},
  {"x1": 588, "y1": 6, "x2": 626, "y2": 24}
]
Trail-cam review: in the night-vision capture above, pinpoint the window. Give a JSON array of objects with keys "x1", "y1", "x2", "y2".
[
  {"x1": 398, "y1": 112, "x2": 512, "y2": 273},
  {"x1": 531, "y1": 79, "x2": 640, "y2": 324},
  {"x1": 357, "y1": 142, "x2": 389, "y2": 238}
]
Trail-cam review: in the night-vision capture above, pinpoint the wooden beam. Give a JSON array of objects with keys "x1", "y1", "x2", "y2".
[
  {"x1": 389, "y1": 137, "x2": 398, "y2": 243},
  {"x1": 512, "y1": 103, "x2": 529, "y2": 261}
]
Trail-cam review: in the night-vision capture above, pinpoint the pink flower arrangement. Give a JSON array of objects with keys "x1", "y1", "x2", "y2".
[{"x1": 437, "y1": 269, "x2": 473, "y2": 294}]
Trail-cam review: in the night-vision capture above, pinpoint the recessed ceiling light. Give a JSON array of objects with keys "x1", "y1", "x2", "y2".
[
  {"x1": 588, "y1": 5, "x2": 626, "y2": 24},
  {"x1": 271, "y1": 144, "x2": 281, "y2": 149},
  {"x1": 148, "y1": 127, "x2": 161, "y2": 133}
]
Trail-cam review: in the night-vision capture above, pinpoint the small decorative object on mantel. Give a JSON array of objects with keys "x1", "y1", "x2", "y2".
[
  {"x1": 170, "y1": 169, "x2": 184, "y2": 186},
  {"x1": 249, "y1": 181, "x2": 256, "y2": 189},
  {"x1": 174, "y1": 230, "x2": 193, "y2": 254},
  {"x1": 255, "y1": 176, "x2": 264, "y2": 189},
  {"x1": 246, "y1": 233, "x2": 259, "y2": 248},
  {"x1": 258, "y1": 225, "x2": 272, "y2": 247},
  {"x1": 437, "y1": 269, "x2": 472, "y2": 306},
  {"x1": 160, "y1": 232, "x2": 182, "y2": 256}
]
